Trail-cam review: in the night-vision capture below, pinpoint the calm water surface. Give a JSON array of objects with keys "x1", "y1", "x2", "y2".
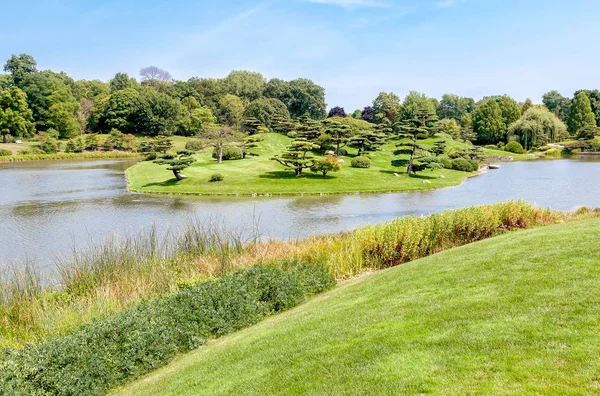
[{"x1": 1, "y1": 158, "x2": 599, "y2": 267}]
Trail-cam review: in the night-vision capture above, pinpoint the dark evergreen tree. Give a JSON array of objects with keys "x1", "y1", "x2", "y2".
[
  {"x1": 153, "y1": 150, "x2": 196, "y2": 181},
  {"x1": 271, "y1": 138, "x2": 320, "y2": 176}
]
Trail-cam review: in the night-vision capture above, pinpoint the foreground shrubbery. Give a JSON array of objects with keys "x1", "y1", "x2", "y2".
[
  {"x1": 0, "y1": 265, "x2": 333, "y2": 395},
  {"x1": 0, "y1": 202, "x2": 575, "y2": 351}
]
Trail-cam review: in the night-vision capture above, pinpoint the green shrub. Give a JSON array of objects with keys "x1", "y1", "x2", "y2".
[
  {"x1": 440, "y1": 158, "x2": 453, "y2": 169},
  {"x1": 538, "y1": 145, "x2": 551, "y2": 152},
  {"x1": 0, "y1": 266, "x2": 329, "y2": 395},
  {"x1": 451, "y1": 158, "x2": 479, "y2": 172},
  {"x1": 504, "y1": 141, "x2": 524, "y2": 154},
  {"x1": 212, "y1": 145, "x2": 243, "y2": 161},
  {"x1": 339, "y1": 148, "x2": 349, "y2": 156},
  {"x1": 184, "y1": 139, "x2": 204, "y2": 151},
  {"x1": 484, "y1": 144, "x2": 497, "y2": 149},
  {"x1": 351, "y1": 156, "x2": 371, "y2": 168},
  {"x1": 496, "y1": 141, "x2": 505, "y2": 149},
  {"x1": 544, "y1": 148, "x2": 561, "y2": 157},
  {"x1": 210, "y1": 173, "x2": 224, "y2": 182},
  {"x1": 40, "y1": 139, "x2": 58, "y2": 154},
  {"x1": 447, "y1": 150, "x2": 462, "y2": 159},
  {"x1": 0, "y1": 149, "x2": 12, "y2": 156},
  {"x1": 417, "y1": 133, "x2": 429, "y2": 139}
]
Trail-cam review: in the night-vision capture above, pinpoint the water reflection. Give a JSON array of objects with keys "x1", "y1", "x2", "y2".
[{"x1": 1, "y1": 157, "x2": 600, "y2": 266}]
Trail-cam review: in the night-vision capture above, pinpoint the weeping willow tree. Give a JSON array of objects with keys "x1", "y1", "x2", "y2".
[{"x1": 508, "y1": 107, "x2": 567, "y2": 150}]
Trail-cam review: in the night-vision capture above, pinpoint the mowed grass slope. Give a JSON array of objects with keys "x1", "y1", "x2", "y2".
[
  {"x1": 116, "y1": 218, "x2": 600, "y2": 395},
  {"x1": 127, "y1": 133, "x2": 478, "y2": 195}
]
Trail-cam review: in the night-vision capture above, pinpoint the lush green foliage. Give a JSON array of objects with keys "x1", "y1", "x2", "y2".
[
  {"x1": 211, "y1": 144, "x2": 243, "y2": 160},
  {"x1": 118, "y1": 217, "x2": 600, "y2": 395},
  {"x1": 0, "y1": 148, "x2": 12, "y2": 156},
  {"x1": 449, "y1": 158, "x2": 479, "y2": 172},
  {"x1": 209, "y1": 173, "x2": 224, "y2": 182},
  {"x1": 350, "y1": 156, "x2": 371, "y2": 168},
  {"x1": 504, "y1": 141, "x2": 525, "y2": 154},
  {"x1": 310, "y1": 155, "x2": 342, "y2": 176},
  {"x1": 568, "y1": 91, "x2": 596, "y2": 133},
  {"x1": 508, "y1": 107, "x2": 567, "y2": 149},
  {"x1": 0, "y1": 265, "x2": 333, "y2": 395}
]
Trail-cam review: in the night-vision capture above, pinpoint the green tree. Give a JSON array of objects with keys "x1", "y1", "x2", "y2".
[
  {"x1": 200, "y1": 126, "x2": 244, "y2": 163},
  {"x1": 178, "y1": 106, "x2": 216, "y2": 136},
  {"x1": 508, "y1": 107, "x2": 567, "y2": 149},
  {"x1": 437, "y1": 94, "x2": 474, "y2": 121},
  {"x1": 265, "y1": 78, "x2": 326, "y2": 120},
  {"x1": 472, "y1": 98, "x2": 506, "y2": 144},
  {"x1": 311, "y1": 155, "x2": 342, "y2": 176},
  {"x1": 348, "y1": 129, "x2": 385, "y2": 156},
  {"x1": 243, "y1": 98, "x2": 290, "y2": 127},
  {"x1": 496, "y1": 95, "x2": 521, "y2": 126},
  {"x1": 372, "y1": 92, "x2": 402, "y2": 124},
  {"x1": 46, "y1": 86, "x2": 80, "y2": 138},
  {"x1": 292, "y1": 114, "x2": 323, "y2": 141},
  {"x1": 401, "y1": 91, "x2": 436, "y2": 121},
  {"x1": 221, "y1": 71, "x2": 266, "y2": 103},
  {"x1": 3, "y1": 54, "x2": 37, "y2": 86},
  {"x1": 271, "y1": 138, "x2": 320, "y2": 176},
  {"x1": 153, "y1": 150, "x2": 196, "y2": 181},
  {"x1": 431, "y1": 140, "x2": 447, "y2": 157},
  {"x1": 218, "y1": 94, "x2": 245, "y2": 128},
  {"x1": 574, "y1": 90, "x2": 600, "y2": 127},
  {"x1": 109, "y1": 72, "x2": 138, "y2": 93},
  {"x1": 520, "y1": 98, "x2": 533, "y2": 114},
  {"x1": 0, "y1": 87, "x2": 34, "y2": 142},
  {"x1": 542, "y1": 90, "x2": 571, "y2": 121},
  {"x1": 568, "y1": 92, "x2": 596, "y2": 134},
  {"x1": 322, "y1": 119, "x2": 352, "y2": 155},
  {"x1": 395, "y1": 110, "x2": 442, "y2": 174}
]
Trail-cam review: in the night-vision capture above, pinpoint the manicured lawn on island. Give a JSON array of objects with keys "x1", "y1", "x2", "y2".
[
  {"x1": 127, "y1": 133, "x2": 482, "y2": 195},
  {"x1": 115, "y1": 218, "x2": 600, "y2": 395}
]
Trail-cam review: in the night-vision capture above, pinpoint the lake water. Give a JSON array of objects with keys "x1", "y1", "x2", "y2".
[{"x1": 1, "y1": 157, "x2": 600, "y2": 268}]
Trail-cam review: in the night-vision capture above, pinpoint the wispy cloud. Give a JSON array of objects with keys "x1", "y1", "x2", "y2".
[
  {"x1": 435, "y1": 0, "x2": 465, "y2": 8},
  {"x1": 304, "y1": 0, "x2": 390, "y2": 9}
]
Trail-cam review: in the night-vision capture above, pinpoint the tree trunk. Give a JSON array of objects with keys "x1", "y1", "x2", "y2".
[
  {"x1": 295, "y1": 168, "x2": 302, "y2": 177},
  {"x1": 407, "y1": 146, "x2": 416, "y2": 175},
  {"x1": 173, "y1": 170, "x2": 185, "y2": 181},
  {"x1": 2, "y1": 133, "x2": 7, "y2": 143},
  {"x1": 218, "y1": 145, "x2": 223, "y2": 163},
  {"x1": 336, "y1": 141, "x2": 340, "y2": 156}
]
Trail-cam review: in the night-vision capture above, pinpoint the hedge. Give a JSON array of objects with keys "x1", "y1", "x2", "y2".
[{"x1": 0, "y1": 265, "x2": 334, "y2": 395}]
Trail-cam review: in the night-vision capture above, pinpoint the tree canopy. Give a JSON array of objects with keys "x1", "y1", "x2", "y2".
[{"x1": 508, "y1": 107, "x2": 567, "y2": 150}]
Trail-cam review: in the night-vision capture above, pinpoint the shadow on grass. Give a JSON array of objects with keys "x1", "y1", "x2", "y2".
[
  {"x1": 378, "y1": 169, "x2": 437, "y2": 180},
  {"x1": 259, "y1": 171, "x2": 337, "y2": 180},
  {"x1": 142, "y1": 179, "x2": 181, "y2": 188}
]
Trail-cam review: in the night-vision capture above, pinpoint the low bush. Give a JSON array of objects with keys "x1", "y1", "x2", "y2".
[
  {"x1": 440, "y1": 158, "x2": 453, "y2": 169},
  {"x1": 544, "y1": 148, "x2": 561, "y2": 157},
  {"x1": 184, "y1": 139, "x2": 204, "y2": 151},
  {"x1": 351, "y1": 156, "x2": 371, "y2": 168},
  {"x1": 447, "y1": 150, "x2": 462, "y2": 159},
  {"x1": 417, "y1": 133, "x2": 429, "y2": 139},
  {"x1": 450, "y1": 158, "x2": 479, "y2": 172},
  {"x1": 40, "y1": 139, "x2": 58, "y2": 154},
  {"x1": 0, "y1": 265, "x2": 333, "y2": 395},
  {"x1": 484, "y1": 144, "x2": 497, "y2": 149},
  {"x1": 212, "y1": 145, "x2": 243, "y2": 161},
  {"x1": 339, "y1": 148, "x2": 349, "y2": 156},
  {"x1": 0, "y1": 149, "x2": 12, "y2": 156},
  {"x1": 210, "y1": 173, "x2": 224, "y2": 182},
  {"x1": 504, "y1": 141, "x2": 524, "y2": 154}
]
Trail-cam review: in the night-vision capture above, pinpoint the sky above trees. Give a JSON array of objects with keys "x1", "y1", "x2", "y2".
[{"x1": 2, "y1": 0, "x2": 599, "y2": 110}]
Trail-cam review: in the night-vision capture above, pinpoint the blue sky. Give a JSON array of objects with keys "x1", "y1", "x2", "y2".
[{"x1": 1, "y1": 0, "x2": 599, "y2": 110}]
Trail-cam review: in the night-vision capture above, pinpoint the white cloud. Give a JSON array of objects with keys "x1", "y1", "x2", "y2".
[{"x1": 304, "y1": 0, "x2": 390, "y2": 9}]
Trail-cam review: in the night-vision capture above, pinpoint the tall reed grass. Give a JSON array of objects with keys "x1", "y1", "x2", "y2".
[{"x1": 0, "y1": 201, "x2": 586, "y2": 348}]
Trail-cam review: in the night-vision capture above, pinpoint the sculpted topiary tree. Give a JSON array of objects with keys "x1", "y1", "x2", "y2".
[
  {"x1": 348, "y1": 128, "x2": 385, "y2": 156},
  {"x1": 322, "y1": 119, "x2": 352, "y2": 155},
  {"x1": 271, "y1": 138, "x2": 320, "y2": 176},
  {"x1": 431, "y1": 140, "x2": 447, "y2": 157},
  {"x1": 153, "y1": 150, "x2": 196, "y2": 181},
  {"x1": 395, "y1": 109, "x2": 441, "y2": 174},
  {"x1": 292, "y1": 114, "x2": 322, "y2": 141},
  {"x1": 271, "y1": 115, "x2": 297, "y2": 134}
]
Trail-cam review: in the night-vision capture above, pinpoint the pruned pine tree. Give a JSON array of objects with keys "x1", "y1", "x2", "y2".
[
  {"x1": 271, "y1": 115, "x2": 297, "y2": 134},
  {"x1": 292, "y1": 114, "x2": 322, "y2": 141},
  {"x1": 271, "y1": 138, "x2": 320, "y2": 176},
  {"x1": 431, "y1": 140, "x2": 447, "y2": 157},
  {"x1": 323, "y1": 119, "x2": 352, "y2": 155},
  {"x1": 395, "y1": 112, "x2": 441, "y2": 175},
  {"x1": 375, "y1": 123, "x2": 393, "y2": 136},
  {"x1": 242, "y1": 117, "x2": 262, "y2": 135},
  {"x1": 348, "y1": 129, "x2": 385, "y2": 156},
  {"x1": 153, "y1": 150, "x2": 196, "y2": 181}
]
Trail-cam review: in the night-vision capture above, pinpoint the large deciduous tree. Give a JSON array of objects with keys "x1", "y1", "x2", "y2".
[
  {"x1": 436, "y1": 94, "x2": 474, "y2": 121},
  {"x1": 568, "y1": 91, "x2": 596, "y2": 134},
  {"x1": 218, "y1": 94, "x2": 245, "y2": 128},
  {"x1": 3, "y1": 53, "x2": 37, "y2": 87},
  {"x1": 372, "y1": 92, "x2": 401, "y2": 125},
  {"x1": 542, "y1": 90, "x2": 571, "y2": 122},
  {"x1": 0, "y1": 87, "x2": 34, "y2": 142},
  {"x1": 508, "y1": 107, "x2": 567, "y2": 149},
  {"x1": 200, "y1": 126, "x2": 244, "y2": 163},
  {"x1": 221, "y1": 71, "x2": 266, "y2": 103},
  {"x1": 140, "y1": 66, "x2": 173, "y2": 92},
  {"x1": 401, "y1": 91, "x2": 437, "y2": 124},
  {"x1": 361, "y1": 106, "x2": 375, "y2": 122},
  {"x1": 109, "y1": 72, "x2": 138, "y2": 93},
  {"x1": 265, "y1": 78, "x2": 327, "y2": 120},
  {"x1": 472, "y1": 98, "x2": 508, "y2": 144},
  {"x1": 328, "y1": 106, "x2": 346, "y2": 118},
  {"x1": 243, "y1": 97, "x2": 290, "y2": 127}
]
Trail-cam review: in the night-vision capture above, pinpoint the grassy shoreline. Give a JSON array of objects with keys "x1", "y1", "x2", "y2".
[
  {"x1": 127, "y1": 133, "x2": 523, "y2": 196},
  {"x1": 116, "y1": 216, "x2": 600, "y2": 395},
  {"x1": 0, "y1": 151, "x2": 141, "y2": 162}
]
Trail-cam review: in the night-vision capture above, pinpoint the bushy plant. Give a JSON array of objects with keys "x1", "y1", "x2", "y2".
[
  {"x1": 451, "y1": 158, "x2": 479, "y2": 172},
  {"x1": 504, "y1": 141, "x2": 524, "y2": 154},
  {"x1": 184, "y1": 139, "x2": 204, "y2": 151},
  {"x1": 544, "y1": 148, "x2": 561, "y2": 157},
  {"x1": 417, "y1": 133, "x2": 429, "y2": 139},
  {"x1": 39, "y1": 139, "x2": 58, "y2": 154},
  {"x1": 484, "y1": 144, "x2": 497, "y2": 149},
  {"x1": 538, "y1": 145, "x2": 551, "y2": 152},
  {"x1": 447, "y1": 150, "x2": 461, "y2": 159},
  {"x1": 311, "y1": 155, "x2": 342, "y2": 176},
  {"x1": 0, "y1": 266, "x2": 331, "y2": 395},
  {"x1": 210, "y1": 173, "x2": 224, "y2": 182},
  {"x1": 351, "y1": 156, "x2": 371, "y2": 168},
  {"x1": 339, "y1": 148, "x2": 349, "y2": 156},
  {"x1": 440, "y1": 158, "x2": 453, "y2": 169},
  {"x1": 0, "y1": 149, "x2": 12, "y2": 156},
  {"x1": 212, "y1": 145, "x2": 243, "y2": 160}
]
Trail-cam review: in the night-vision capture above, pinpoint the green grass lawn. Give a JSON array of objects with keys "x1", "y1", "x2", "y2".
[
  {"x1": 128, "y1": 133, "x2": 487, "y2": 195},
  {"x1": 115, "y1": 218, "x2": 600, "y2": 395}
]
